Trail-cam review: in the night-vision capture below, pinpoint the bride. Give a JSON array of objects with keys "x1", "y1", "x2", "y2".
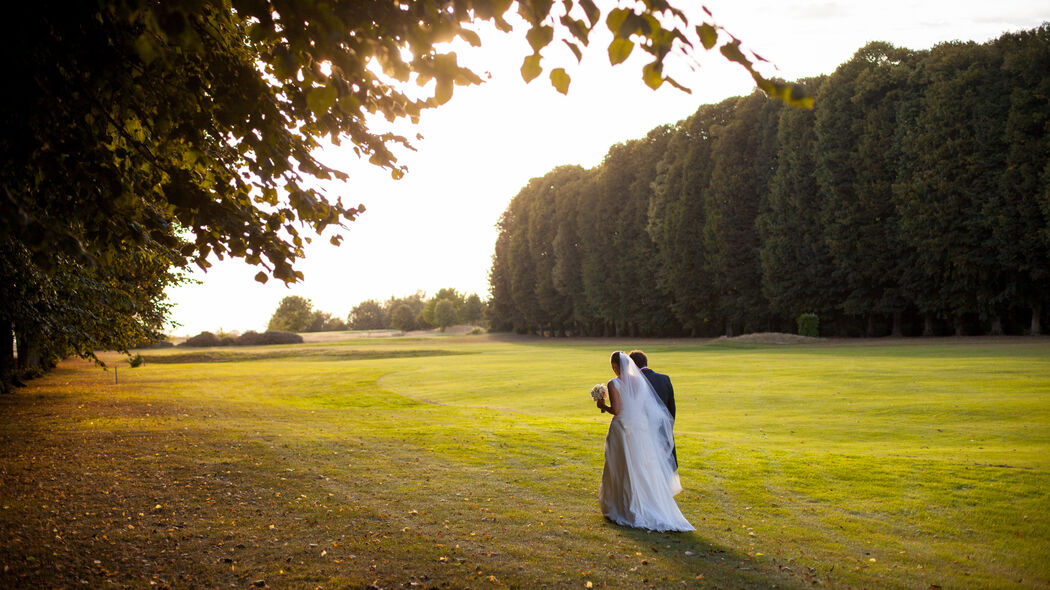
[{"x1": 596, "y1": 351, "x2": 694, "y2": 532}]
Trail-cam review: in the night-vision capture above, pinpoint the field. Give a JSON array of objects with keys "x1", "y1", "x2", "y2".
[{"x1": 1, "y1": 335, "x2": 1048, "y2": 589}]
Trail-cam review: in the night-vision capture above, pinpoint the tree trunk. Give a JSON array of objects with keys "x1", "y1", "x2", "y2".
[
  {"x1": 13, "y1": 329, "x2": 41, "y2": 383},
  {"x1": 724, "y1": 320, "x2": 734, "y2": 338},
  {"x1": 15, "y1": 331, "x2": 29, "y2": 372},
  {"x1": 866, "y1": 314, "x2": 877, "y2": 337},
  {"x1": 1032, "y1": 305, "x2": 1042, "y2": 336},
  {"x1": 954, "y1": 314, "x2": 965, "y2": 337},
  {"x1": 892, "y1": 311, "x2": 903, "y2": 337},
  {"x1": 989, "y1": 316, "x2": 1003, "y2": 336},
  {"x1": 0, "y1": 318, "x2": 13, "y2": 394},
  {"x1": 923, "y1": 314, "x2": 935, "y2": 337}
]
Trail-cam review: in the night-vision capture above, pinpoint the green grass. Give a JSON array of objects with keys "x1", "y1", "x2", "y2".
[{"x1": 1, "y1": 335, "x2": 1047, "y2": 588}]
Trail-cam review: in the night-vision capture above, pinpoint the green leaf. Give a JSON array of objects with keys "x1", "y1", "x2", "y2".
[
  {"x1": 697, "y1": 23, "x2": 718, "y2": 50},
  {"x1": 520, "y1": 54, "x2": 542, "y2": 83},
  {"x1": 563, "y1": 40, "x2": 583, "y2": 63},
  {"x1": 605, "y1": 8, "x2": 629, "y2": 36},
  {"x1": 580, "y1": 0, "x2": 600, "y2": 26},
  {"x1": 720, "y1": 41, "x2": 749, "y2": 66},
  {"x1": 642, "y1": 62, "x2": 663, "y2": 89},
  {"x1": 526, "y1": 25, "x2": 554, "y2": 53},
  {"x1": 433, "y1": 79, "x2": 453, "y2": 105},
  {"x1": 134, "y1": 33, "x2": 160, "y2": 65},
  {"x1": 607, "y1": 37, "x2": 634, "y2": 65},
  {"x1": 459, "y1": 29, "x2": 482, "y2": 47},
  {"x1": 306, "y1": 85, "x2": 338, "y2": 115},
  {"x1": 560, "y1": 15, "x2": 590, "y2": 44},
  {"x1": 549, "y1": 68, "x2": 571, "y2": 94}
]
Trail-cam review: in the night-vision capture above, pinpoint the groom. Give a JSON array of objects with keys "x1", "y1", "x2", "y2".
[{"x1": 629, "y1": 350, "x2": 678, "y2": 469}]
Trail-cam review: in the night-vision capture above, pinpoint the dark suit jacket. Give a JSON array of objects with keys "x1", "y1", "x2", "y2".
[
  {"x1": 641, "y1": 368, "x2": 678, "y2": 468},
  {"x1": 641, "y1": 368, "x2": 675, "y2": 418}
]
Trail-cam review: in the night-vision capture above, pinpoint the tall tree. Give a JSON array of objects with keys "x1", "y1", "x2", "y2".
[
  {"x1": 704, "y1": 92, "x2": 782, "y2": 335},
  {"x1": 489, "y1": 213, "x2": 520, "y2": 332},
  {"x1": 528, "y1": 167, "x2": 585, "y2": 335},
  {"x1": 617, "y1": 126, "x2": 680, "y2": 336},
  {"x1": 896, "y1": 41, "x2": 1008, "y2": 335},
  {"x1": 648, "y1": 100, "x2": 736, "y2": 335},
  {"x1": 551, "y1": 169, "x2": 599, "y2": 335},
  {"x1": 816, "y1": 42, "x2": 913, "y2": 335},
  {"x1": 759, "y1": 77, "x2": 838, "y2": 328},
  {"x1": 993, "y1": 25, "x2": 1050, "y2": 334},
  {"x1": 504, "y1": 188, "x2": 543, "y2": 333}
]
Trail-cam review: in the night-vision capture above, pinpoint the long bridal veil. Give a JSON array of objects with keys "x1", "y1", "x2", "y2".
[{"x1": 600, "y1": 352, "x2": 692, "y2": 532}]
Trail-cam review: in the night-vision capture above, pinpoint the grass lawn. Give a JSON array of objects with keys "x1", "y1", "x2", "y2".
[{"x1": 0, "y1": 335, "x2": 1047, "y2": 588}]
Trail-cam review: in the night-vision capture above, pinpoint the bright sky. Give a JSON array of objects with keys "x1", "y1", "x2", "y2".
[{"x1": 165, "y1": 0, "x2": 1050, "y2": 336}]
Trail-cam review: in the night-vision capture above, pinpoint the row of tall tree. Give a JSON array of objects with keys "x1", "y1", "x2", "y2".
[{"x1": 489, "y1": 27, "x2": 1050, "y2": 337}]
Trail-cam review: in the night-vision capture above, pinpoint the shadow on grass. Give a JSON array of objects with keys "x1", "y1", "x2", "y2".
[{"x1": 611, "y1": 522, "x2": 808, "y2": 589}]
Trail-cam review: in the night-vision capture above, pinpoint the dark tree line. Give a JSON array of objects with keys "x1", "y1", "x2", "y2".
[{"x1": 489, "y1": 27, "x2": 1050, "y2": 337}]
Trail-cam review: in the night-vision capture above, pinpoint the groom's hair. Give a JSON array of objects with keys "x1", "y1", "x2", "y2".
[{"x1": 629, "y1": 350, "x2": 648, "y2": 368}]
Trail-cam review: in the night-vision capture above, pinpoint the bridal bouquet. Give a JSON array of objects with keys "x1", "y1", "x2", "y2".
[{"x1": 590, "y1": 383, "x2": 607, "y2": 402}]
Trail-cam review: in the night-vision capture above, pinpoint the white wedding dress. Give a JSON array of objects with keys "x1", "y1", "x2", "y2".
[{"x1": 598, "y1": 353, "x2": 694, "y2": 532}]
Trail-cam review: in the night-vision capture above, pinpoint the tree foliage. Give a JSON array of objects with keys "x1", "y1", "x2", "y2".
[
  {"x1": 3, "y1": 0, "x2": 809, "y2": 390},
  {"x1": 349, "y1": 300, "x2": 387, "y2": 331},
  {"x1": 434, "y1": 300, "x2": 459, "y2": 331},
  {"x1": 489, "y1": 27, "x2": 1050, "y2": 337},
  {"x1": 390, "y1": 304, "x2": 419, "y2": 332},
  {"x1": 7, "y1": 0, "x2": 805, "y2": 284},
  {"x1": 267, "y1": 296, "x2": 315, "y2": 332}
]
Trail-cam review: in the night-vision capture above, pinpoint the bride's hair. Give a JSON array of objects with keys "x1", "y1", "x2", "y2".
[{"x1": 610, "y1": 351, "x2": 622, "y2": 366}]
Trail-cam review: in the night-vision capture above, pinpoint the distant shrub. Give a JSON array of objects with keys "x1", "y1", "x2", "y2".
[
  {"x1": 128, "y1": 354, "x2": 144, "y2": 368},
  {"x1": 219, "y1": 337, "x2": 236, "y2": 346},
  {"x1": 235, "y1": 330, "x2": 266, "y2": 346},
  {"x1": 797, "y1": 313, "x2": 820, "y2": 338},
  {"x1": 179, "y1": 331, "x2": 222, "y2": 347},
  {"x1": 235, "y1": 330, "x2": 303, "y2": 346},
  {"x1": 469, "y1": 327, "x2": 484, "y2": 335}
]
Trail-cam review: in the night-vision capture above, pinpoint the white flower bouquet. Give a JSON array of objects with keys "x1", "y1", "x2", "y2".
[{"x1": 590, "y1": 383, "x2": 607, "y2": 402}]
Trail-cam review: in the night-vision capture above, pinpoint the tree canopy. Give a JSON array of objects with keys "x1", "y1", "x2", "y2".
[
  {"x1": 2, "y1": 0, "x2": 808, "y2": 392},
  {"x1": 8, "y1": 0, "x2": 804, "y2": 284}
]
